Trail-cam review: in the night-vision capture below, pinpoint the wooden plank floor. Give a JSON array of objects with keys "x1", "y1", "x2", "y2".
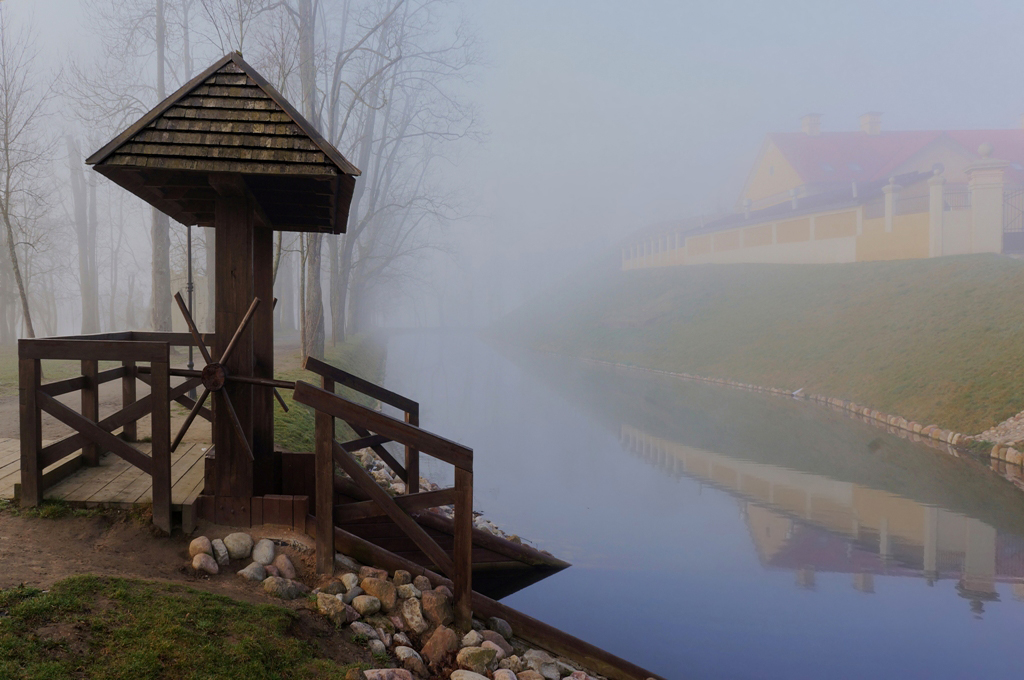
[{"x1": 0, "y1": 437, "x2": 207, "y2": 509}]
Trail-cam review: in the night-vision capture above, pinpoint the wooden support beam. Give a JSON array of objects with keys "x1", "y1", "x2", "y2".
[
  {"x1": 18, "y1": 339, "x2": 169, "y2": 362},
  {"x1": 122, "y1": 361, "x2": 137, "y2": 442},
  {"x1": 19, "y1": 356, "x2": 41, "y2": 507},
  {"x1": 81, "y1": 360, "x2": 100, "y2": 466},
  {"x1": 37, "y1": 392, "x2": 152, "y2": 474},
  {"x1": 293, "y1": 381, "x2": 472, "y2": 472},
  {"x1": 150, "y1": 361, "x2": 172, "y2": 534},
  {"x1": 315, "y1": 375, "x2": 336, "y2": 575},
  {"x1": 405, "y1": 405, "x2": 420, "y2": 495},
  {"x1": 344, "y1": 424, "x2": 406, "y2": 482},
  {"x1": 331, "y1": 439, "x2": 455, "y2": 578},
  {"x1": 303, "y1": 356, "x2": 418, "y2": 413},
  {"x1": 337, "y1": 434, "x2": 391, "y2": 452},
  {"x1": 453, "y1": 467, "x2": 473, "y2": 631},
  {"x1": 332, "y1": 488, "x2": 457, "y2": 524}
]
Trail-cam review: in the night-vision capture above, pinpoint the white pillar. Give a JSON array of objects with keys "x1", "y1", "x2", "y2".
[
  {"x1": 929, "y1": 172, "x2": 946, "y2": 257},
  {"x1": 966, "y1": 143, "x2": 1008, "y2": 254},
  {"x1": 883, "y1": 177, "x2": 900, "y2": 233}
]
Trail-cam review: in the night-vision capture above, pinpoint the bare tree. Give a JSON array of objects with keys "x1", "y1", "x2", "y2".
[{"x1": 0, "y1": 7, "x2": 57, "y2": 340}]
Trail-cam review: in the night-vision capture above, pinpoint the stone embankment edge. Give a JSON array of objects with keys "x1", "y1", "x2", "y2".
[{"x1": 570, "y1": 356, "x2": 1024, "y2": 477}]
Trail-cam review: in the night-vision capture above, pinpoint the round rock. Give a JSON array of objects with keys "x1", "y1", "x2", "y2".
[
  {"x1": 192, "y1": 552, "x2": 218, "y2": 575},
  {"x1": 252, "y1": 538, "x2": 275, "y2": 565},
  {"x1": 272, "y1": 554, "x2": 296, "y2": 580},
  {"x1": 351, "y1": 595, "x2": 382, "y2": 617},
  {"x1": 237, "y1": 562, "x2": 266, "y2": 581},
  {"x1": 456, "y1": 646, "x2": 498, "y2": 674},
  {"x1": 223, "y1": 532, "x2": 253, "y2": 560},
  {"x1": 188, "y1": 536, "x2": 212, "y2": 558}
]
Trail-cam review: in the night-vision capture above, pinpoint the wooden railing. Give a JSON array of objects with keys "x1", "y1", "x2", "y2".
[
  {"x1": 292, "y1": 376, "x2": 474, "y2": 629},
  {"x1": 18, "y1": 331, "x2": 214, "y2": 534}
]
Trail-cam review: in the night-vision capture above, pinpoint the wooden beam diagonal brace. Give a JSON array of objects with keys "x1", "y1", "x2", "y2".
[
  {"x1": 331, "y1": 439, "x2": 455, "y2": 578},
  {"x1": 37, "y1": 392, "x2": 153, "y2": 474}
]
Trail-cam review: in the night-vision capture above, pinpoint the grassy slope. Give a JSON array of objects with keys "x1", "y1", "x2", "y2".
[
  {"x1": 274, "y1": 335, "x2": 385, "y2": 452},
  {"x1": 498, "y1": 254, "x2": 1024, "y2": 434},
  {"x1": 0, "y1": 575, "x2": 365, "y2": 679}
]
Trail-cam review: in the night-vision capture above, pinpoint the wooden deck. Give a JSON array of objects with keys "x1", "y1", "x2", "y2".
[{"x1": 0, "y1": 437, "x2": 207, "y2": 510}]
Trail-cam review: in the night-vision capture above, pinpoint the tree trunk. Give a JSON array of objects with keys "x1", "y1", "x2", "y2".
[
  {"x1": 1, "y1": 217, "x2": 32, "y2": 338},
  {"x1": 303, "y1": 234, "x2": 324, "y2": 359},
  {"x1": 204, "y1": 226, "x2": 216, "y2": 330},
  {"x1": 150, "y1": 0, "x2": 171, "y2": 332}
]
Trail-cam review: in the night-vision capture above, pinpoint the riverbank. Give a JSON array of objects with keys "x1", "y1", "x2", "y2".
[{"x1": 496, "y1": 254, "x2": 1024, "y2": 436}]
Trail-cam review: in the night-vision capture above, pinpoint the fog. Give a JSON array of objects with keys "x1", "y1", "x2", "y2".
[{"x1": 5, "y1": 0, "x2": 1024, "y2": 334}]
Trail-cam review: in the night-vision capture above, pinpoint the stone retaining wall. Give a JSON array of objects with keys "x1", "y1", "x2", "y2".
[{"x1": 572, "y1": 357, "x2": 1024, "y2": 484}]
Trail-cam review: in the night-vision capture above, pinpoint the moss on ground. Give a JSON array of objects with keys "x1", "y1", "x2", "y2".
[
  {"x1": 496, "y1": 254, "x2": 1024, "y2": 434},
  {"x1": 0, "y1": 575, "x2": 366, "y2": 679}
]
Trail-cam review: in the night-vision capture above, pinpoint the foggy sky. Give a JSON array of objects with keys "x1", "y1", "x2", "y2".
[{"x1": 17, "y1": 0, "x2": 1024, "y2": 304}]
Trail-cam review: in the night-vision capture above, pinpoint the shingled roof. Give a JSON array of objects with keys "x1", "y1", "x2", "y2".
[{"x1": 87, "y1": 52, "x2": 360, "y2": 234}]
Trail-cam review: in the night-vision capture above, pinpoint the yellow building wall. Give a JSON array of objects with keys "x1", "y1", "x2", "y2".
[
  {"x1": 855, "y1": 213, "x2": 930, "y2": 262},
  {"x1": 815, "y1": 211, "x2": 857, "y2": 240},
  {"x1": 743, "y1": 224, "x2": 773, "y2": 247},
  {"x1": 776, "y1": 218, "x2": 811, "y2": 243},
  {"x1": 713, "y1": 230, "x2": 741, "y2": 251},
  {"x1": 744, "y1": 141, "x2": 805, "y2": 206},
  {"x1": 688, "y1": 234, "x2": 712, "y2": 256}
]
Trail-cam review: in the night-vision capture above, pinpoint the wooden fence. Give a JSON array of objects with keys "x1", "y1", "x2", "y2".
[
  {"x1": 18, "y1": 331, "x2": 213, "y2": 533},
  {"x1": 292, "y1": 365, "x2": 475, "y2": 629}
]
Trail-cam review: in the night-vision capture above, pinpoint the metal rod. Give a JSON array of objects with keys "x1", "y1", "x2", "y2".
[{"x1": 186, "y1": 225, "x2": 196, "y2": 400}]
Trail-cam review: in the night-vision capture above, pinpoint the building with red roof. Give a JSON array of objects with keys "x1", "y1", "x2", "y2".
[{"x1": 623, "y1": 113, "x2": 1024, "y2": 270}]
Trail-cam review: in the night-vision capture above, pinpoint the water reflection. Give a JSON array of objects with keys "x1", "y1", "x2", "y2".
[{"x1": 621, "y1": 424, "x2": 1024, "y2": 616}]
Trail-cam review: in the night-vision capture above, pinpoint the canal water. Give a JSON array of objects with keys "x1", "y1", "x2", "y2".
[{"x1": 380, "y1": 330, "x2": 1024, "y2": 680}]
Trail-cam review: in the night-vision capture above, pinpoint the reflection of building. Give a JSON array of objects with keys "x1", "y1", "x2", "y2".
[
  {"x1": 622, "y1": 116, "x2": 1024, "y2": 269},
  {"x1": 621, "y1": 424, "x2": 1024, "y2": 613}
]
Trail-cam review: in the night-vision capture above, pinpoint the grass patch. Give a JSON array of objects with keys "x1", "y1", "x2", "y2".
[
  {"x1": 274, "y1": 335, "x2": 386, "y2": 452},
  {"x1": 0, "y1": 575, "x2": 365, "y2": 679},
  {"x1": 497, "y1": 254, "x2": 1024, "y2": 434}
]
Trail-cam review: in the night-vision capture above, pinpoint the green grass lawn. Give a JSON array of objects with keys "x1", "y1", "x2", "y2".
[
  {"x1": 497, "y1": 254, "x2": 1024, "y2": 434},
  {"x1": 0, "y1": 575, "x2": 366, "y2": 679},
  {"x1": 274, "y1": 335, "x2": 386, "y2": 452}
]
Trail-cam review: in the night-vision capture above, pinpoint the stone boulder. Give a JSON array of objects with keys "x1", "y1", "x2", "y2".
[
  {"x1": 360, "y1": 577, "x2": 397, "y2": 612},
  {"x1": 488, "y1": 616, "x2": 513, "y2": 640},
  {"x1": 262, "y1": 576, "x2": 307, "y2": 600},
  {"x1": 394, "y1": 645, "x2": 428, "y2": 677},
  {"x1": 517, "y1": 672, "x2": 545, "y2": 680},
  {"x1": 223, "y1": 532, "x2": 253, "y2": 560},
  {"x1": 450, "y1": 672, "x2": 489, "y2": 680},
  {"x1": 493, "y1": 670, "x2": 518, "y2": 680},
  {"x1": 396, "y1": 584, "x2": 421, "y2": 599},
  {"x1": 400, "y1": 596, "x2": 429, "y2": 635},
  {"x1": 342, "y1": 586, "x2": 364, "y2": 604},
  {"x1": 456, "y1": 646, "x2": 498, "y2": 674},
  {"x1": 420, "y1": 589, "x2": 453, "y2": 627},
  {"x1": 335, "y1": 552, "x2": 361, "y2": 573},
  {"x1": 461, "y1": 630, "x2": 483, "y2": 648},
  {"x1": 351, "y1": 595, "x2": 382, "y2": 617},
  {"x1": 252, "y1": 538, "x2": 275, "y2": 565},
  {"x1": 359, "y1": 566, "x2": 388, "y2": 581},
  {"x1": 237, "y1": 562, "x2": 266, "y2": 581},
  {"x1": 341, "y1": 572, "x2": 360, "y2": 591},
  {"x1": 363, "y1": 671, "x2": 412, "y2": 680},
  {"x1": 322, "y1": 580, "x2": 346, "y2": 595},
  {"x1": 482, "y1": 640, "x2": 507, "y2": 662},
  {"x1": 272, "y1": 554, "x2": 296, "y2": 579},
  {"x1": 210, "y1": 538, "x2": 230, "y2": 565},
  {"x1": 192, "y1": 553, "x2": 218, "y2": 574},
  {"x1": 350, "y1": 621, "x2": 379, "y2": 639},
  {"x1": 420, "y1": 625, "x2": 459, "y2": 666},
  {"x1": 412, "y1": 575, "x2": 432, "y2": 592},
  {"x1": 523, "y1": 649, "x2": 559, "y2": 680},
  {"x1": 317, "y1": 592, "x2": 348, "y2": 626},
  {"x1": 189, "y1": 536, "x2": 212, "y2": 558},
  {"x1": 393, "y1": 570, "x2": 412, "y2": 586},
  {"x1": 481, "y1": 630, "x2": 513, "y2": 657}
]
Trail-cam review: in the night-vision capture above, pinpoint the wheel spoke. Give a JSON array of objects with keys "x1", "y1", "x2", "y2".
[
  {"x1": 219, "y1": 297, "x2": 261, "y2": 365},
  {"x1": 171, "y1": 387, "x2": 210, "y2": 452},
  {"x1": 173, "y1": 292, "x2": 213, "y2": 365},
  {"x1": 273, "y1": 387, "x2": 289, "y2": 412},
  {"x1": 221, "y1": 390, "x2": 254, "y2": 461}
]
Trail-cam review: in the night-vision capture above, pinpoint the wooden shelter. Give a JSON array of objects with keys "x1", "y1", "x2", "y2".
[
  {"x1": 86, "y1": 52, "x2": 358, "y2": 504},
  {"x1": 13, "y1": 53, "x2": 671, "y2": 679}
]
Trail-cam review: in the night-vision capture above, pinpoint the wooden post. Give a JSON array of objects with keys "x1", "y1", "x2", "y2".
[
  {"x1": 81, "y1": 359, "x2": 100, "y2": 465},
  {"x1": 405, "y1": 405, "x2": 419, "y2": 494},
  {"x1": 252, "y1": 223, "x2": 276, "y2": 495},
  {"x1": 453, "y1": 466, "x2": 473, "y2": 631},
  {"x1": 19, "y1": 353, "x2": 42, "y2": 507},
  {"x1": 213, "y1": 191, "x2": 254, "y2": 498},
  {"x1": 315, "y1": 375, "x2": 336, "y2": 574},
  {"x1": 151, "y1": 359, "x2": 172, "y2": 534},
  {"x1": 122, "y1": 360, "x2": 137, "y2": 442}
]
